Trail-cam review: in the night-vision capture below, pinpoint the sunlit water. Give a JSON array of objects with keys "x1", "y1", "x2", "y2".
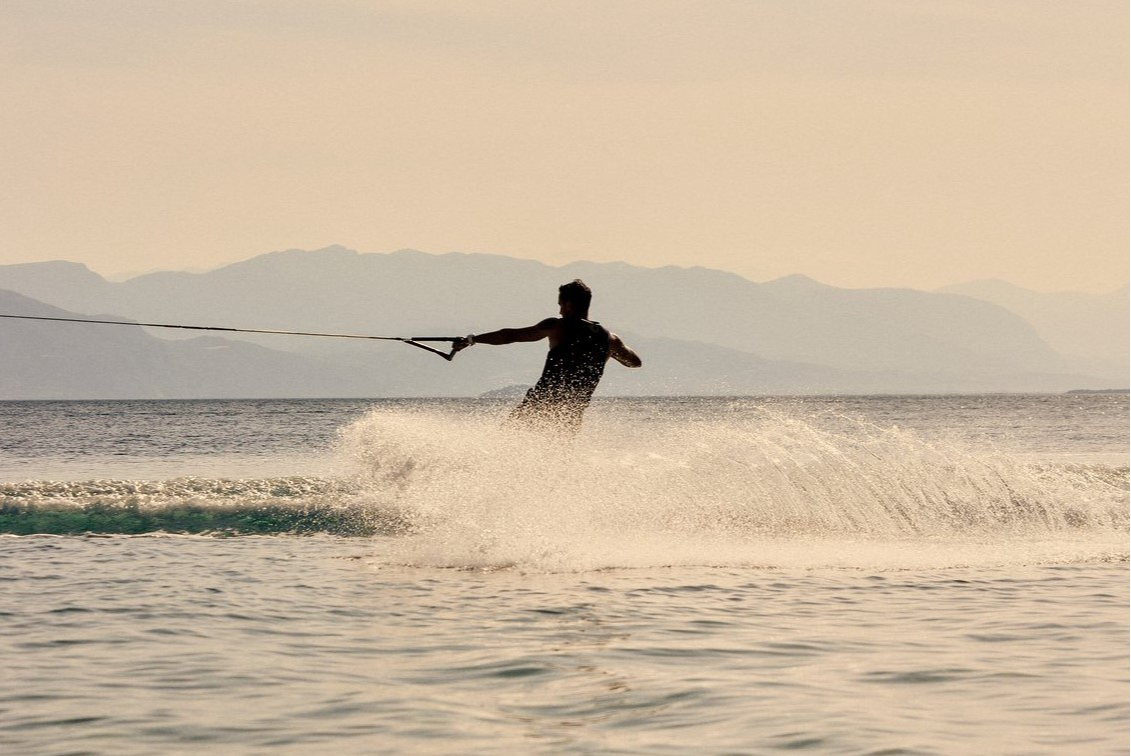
[{"x1": 1, "y1": 395, "x2": 1127, "y2": 754}]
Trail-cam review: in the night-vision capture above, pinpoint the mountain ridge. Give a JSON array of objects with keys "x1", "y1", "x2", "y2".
[{"x1": 0, "y1": 246, "x2": 1124, "y2": 397}]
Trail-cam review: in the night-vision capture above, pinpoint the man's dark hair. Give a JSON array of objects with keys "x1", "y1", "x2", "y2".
[{"x1": 559, "y1": 279, "x2": 592, "y2": 311}]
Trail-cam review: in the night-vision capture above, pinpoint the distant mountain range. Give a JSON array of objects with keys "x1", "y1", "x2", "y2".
[
  {"x1": 0, "y1": 246, "x2": 1125, "y2": 399},
  {"x1": 937, "y1": 279, "x2": 1128, "y2": 381}
]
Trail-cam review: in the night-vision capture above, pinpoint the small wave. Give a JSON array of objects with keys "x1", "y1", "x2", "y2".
[{"x1": 0, "y1": 478, "x2": 408, "y2": 537}]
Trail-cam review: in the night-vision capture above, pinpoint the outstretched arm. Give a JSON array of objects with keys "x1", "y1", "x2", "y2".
[
  {"x1": 452, "y1": 318, "x2": 558, "y2": 353},
  {"x1": 608, "y1": 333, "x2": 642, "y2": 368}
]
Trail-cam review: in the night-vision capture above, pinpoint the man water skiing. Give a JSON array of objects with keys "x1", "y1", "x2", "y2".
[{"x1": 452, "y1": 280, "x2": 642, "y2": 432}]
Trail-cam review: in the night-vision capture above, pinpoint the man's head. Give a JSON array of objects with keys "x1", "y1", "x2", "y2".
[{"x1": 558, "y1": 279, "x2": 592, "y2": 318}]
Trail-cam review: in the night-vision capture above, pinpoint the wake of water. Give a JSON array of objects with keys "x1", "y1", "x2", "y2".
[
  {"x1": 336, "y1": 406, "x2": 1129, "y2": 571},
  {"x1": 0, "y1": 478, "x2": 385, "y2": 537}
]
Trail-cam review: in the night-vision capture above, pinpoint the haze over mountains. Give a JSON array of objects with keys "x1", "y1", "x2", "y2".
[{"x1": 0, "y1": 246, "x2": 1125, "y2": 399}]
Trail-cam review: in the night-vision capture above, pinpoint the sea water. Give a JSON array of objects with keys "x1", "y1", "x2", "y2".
[{"x1": 0, "y1": 395, "x2": 1127, "y2": 754}]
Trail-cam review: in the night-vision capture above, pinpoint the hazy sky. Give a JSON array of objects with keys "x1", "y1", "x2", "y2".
[{"x1": 2, "y1": 1, "x2": 1126, "y2": 292}]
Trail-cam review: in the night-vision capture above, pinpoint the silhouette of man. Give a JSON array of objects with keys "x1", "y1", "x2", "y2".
[{"x1": 453, "y1": 279, "x2": 642, "y2": 432}]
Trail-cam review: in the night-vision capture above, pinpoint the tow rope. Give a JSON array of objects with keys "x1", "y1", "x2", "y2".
[{"x1": 0, "y1": 313, "x2": 462, "y2": 361}]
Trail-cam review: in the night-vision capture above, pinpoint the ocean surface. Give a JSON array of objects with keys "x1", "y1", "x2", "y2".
[{"x1": 1, "y1": 394, "x2": 1127, "y2": 755}]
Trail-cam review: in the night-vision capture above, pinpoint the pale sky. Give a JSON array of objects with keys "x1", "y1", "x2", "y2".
[{"x1": 1, "y1": 1, "x2": 1126, "y2": 292}]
